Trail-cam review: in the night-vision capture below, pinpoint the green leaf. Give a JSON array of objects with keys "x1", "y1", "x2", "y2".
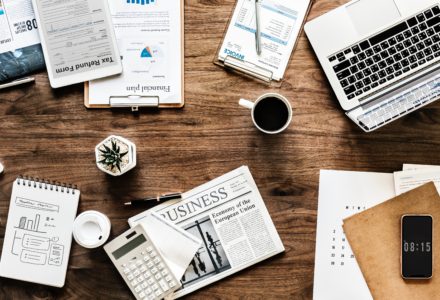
[
  {"x1": 112, "y1": 141, "x2": 117, "y2": 151},
  {"x1": 120, "y1": 151, "x2": 128, "y2": 158},
  {"x1": 103, "y1": 144, "x2": 111, "y2": 153}
]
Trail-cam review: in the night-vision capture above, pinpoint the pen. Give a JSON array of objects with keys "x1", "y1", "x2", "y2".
[
  {"x1": 124, "y1": 193, "x2": 182, "y2": 207},
  {"x1": 0, "y1": 77, "x2": 35, "y2": 90},
  {"x1": 255, "y1": 0, "x2": 262, "y2": 55}
]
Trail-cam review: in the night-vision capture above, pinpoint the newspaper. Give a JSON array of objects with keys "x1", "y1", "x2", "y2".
[
  {"x1": 0, "y1": 0, "x2": 44, "y2": 82},
  {"x1": 129, "y1": 166, "x2": 284, "y2": 298}
]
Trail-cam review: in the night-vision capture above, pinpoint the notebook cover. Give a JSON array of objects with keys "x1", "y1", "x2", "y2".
[{"x1": 343, "y1": 183, "x2": 440, "y2": 299}]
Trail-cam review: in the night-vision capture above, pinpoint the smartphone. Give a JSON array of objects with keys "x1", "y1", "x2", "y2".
[{"x1": 401, "y1": 215, "x2": 433, "y2": 279}]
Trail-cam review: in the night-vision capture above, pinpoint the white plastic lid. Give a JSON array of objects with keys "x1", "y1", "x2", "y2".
[{"x1": 73, "y1": 211, "x2": 111, "y2": 249}]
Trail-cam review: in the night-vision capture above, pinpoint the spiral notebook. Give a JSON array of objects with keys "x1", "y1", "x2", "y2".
[{"x1": 0, "y1": 177, "x2": 80, "y2": 287}]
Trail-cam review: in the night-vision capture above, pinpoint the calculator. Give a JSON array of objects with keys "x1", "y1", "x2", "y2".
[{"x1": 104, "y1": 224, "x2": 181, "y2": 300}]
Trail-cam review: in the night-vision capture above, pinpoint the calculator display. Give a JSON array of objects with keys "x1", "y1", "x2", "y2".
[
  {"x1": 401, "y1": 215, "x2": 433, "y2": 279},
  {"x1": 112, "y1": 234, "x2": 146, "y2": 260}
]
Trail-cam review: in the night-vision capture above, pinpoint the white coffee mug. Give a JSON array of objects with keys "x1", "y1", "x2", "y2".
[
  {"x1": 239, "y1": 93, "x2": 292, "y2": 134},
  {"x1": 73, "y1": 210, "x2": 111, "y2": 249}
]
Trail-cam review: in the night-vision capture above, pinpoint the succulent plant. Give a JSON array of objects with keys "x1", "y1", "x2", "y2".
[{"x1": 98, "y1": 140, "x2": 128, "y2": 172}]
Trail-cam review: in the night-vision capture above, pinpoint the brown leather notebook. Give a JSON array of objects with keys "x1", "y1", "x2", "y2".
[{"x1": 343, "y1": 182, "x2": 440, "y2": 300}]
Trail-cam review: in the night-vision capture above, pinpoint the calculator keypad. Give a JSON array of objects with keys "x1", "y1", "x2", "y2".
[{"x1": 121, "y1": 246, "x2": 178, "y2": 300}]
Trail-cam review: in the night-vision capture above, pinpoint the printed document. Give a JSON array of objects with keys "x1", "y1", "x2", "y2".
[
  {"x1": 395, "y1": 167, "x2": 440, "y2": 195},
  {"x1": 314, "y1": 170, "x2": 395, "y2": 300},
  {"x1": 33, "y1": 0, "x2": 120, "y2": 79},
  {"x1": 0, "y1": 0, "x2": 40, "y2": 53},
  {"x1": 402, "y1": 164, "x2": 439, "y2": 171},
  {"x1": 129, "y1": 166, "x2": 284, "y2": 298},
  {"x1": 218, "y1": 0, "x2": 310, "y2": 81},
  {"x1": 0, "y1": 0, "x2": 44, "y2": 83},
  {"x1": 88, "y1": 0, "x2": 183, "y2": 105}
]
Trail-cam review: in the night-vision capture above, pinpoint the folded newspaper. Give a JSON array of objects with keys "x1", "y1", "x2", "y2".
[{"x1": 129, "y1": 166, "x2": 285, "y2": 298}]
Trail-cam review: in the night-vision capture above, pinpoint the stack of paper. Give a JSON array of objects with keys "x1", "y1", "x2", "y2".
[{"x1": 313, "y1": 164, "x2": 440, "y2": 300}]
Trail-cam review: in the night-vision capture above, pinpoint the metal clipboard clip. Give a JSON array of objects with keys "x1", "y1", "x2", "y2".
[
  {"x1": 223, "y1": 55, "x2": 273, "y2": 83},
  {"x1": 109, "y1": 95, "x2": 160, "y2": 112}
]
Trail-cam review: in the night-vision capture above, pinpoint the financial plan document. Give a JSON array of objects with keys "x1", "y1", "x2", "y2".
[{"x1": 88, "y1": 0, "x2": 183, "y2": 106}]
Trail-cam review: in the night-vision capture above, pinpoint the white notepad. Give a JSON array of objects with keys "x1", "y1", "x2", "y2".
[
  {"x1": 313, "y1": 170, "x2": 395, "y2": 300},
  {"x1": 0, "y1": 177, "x2": 80, "y2": 287}
]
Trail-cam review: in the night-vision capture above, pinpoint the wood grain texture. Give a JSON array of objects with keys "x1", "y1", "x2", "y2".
[{"x1": 1, "y1": 0, "x2": 440, "y2": 299}]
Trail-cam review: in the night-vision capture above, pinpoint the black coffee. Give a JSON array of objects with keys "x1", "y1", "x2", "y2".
[{"x1": 253, "y1": 97, "x2": 289, "y2": 132}]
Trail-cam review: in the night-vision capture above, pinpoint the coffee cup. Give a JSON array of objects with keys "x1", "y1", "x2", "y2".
[
  {"x1": 239, "y1": 93, "x2": 292, "y2": 134},
  {"x1": 73, "y1": 210, "x2": 111, "y2": 249}
]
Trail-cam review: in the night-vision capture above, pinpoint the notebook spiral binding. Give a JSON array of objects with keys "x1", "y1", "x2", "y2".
[{"x1": 16, "y1": 175, "x2": 77, "y2": 195}]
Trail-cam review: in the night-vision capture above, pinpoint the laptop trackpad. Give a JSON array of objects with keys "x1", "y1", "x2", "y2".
[{"x1": 347, "y1": 0, "x2": 401, "y2": 36}]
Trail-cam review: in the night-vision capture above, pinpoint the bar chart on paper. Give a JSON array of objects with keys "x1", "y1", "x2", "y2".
[
  {"x1": 15, "y1": 213, "x2": 46, "y2": 233},
  {"x1": 126, "y1": 0, "x2": 156, "y2": 5}
]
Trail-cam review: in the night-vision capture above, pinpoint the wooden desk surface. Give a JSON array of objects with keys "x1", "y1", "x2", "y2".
[{"x1": 1, "y1": 0, "x2": 440, "y2": 298}]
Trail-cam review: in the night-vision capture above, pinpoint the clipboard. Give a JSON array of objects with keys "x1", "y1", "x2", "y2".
[
  {"x1": 214, "y1": 0, "x2": 313, "y2": 86},
  {"x1": 84, "y1": 0, "x2": 185, "y2": 111}
]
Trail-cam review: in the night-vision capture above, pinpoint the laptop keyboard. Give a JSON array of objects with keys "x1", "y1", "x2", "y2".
[
  {"x1": 329, "y1": 5, "x2": 440, "y2": 100},
  {"x1": 356, "y1": 75, "x2": 440, "y2": 131}
]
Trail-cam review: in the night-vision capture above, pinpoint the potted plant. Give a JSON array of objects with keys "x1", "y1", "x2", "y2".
[{"x1": 95, "y1": 135, "x2": 136, "y2": 176}]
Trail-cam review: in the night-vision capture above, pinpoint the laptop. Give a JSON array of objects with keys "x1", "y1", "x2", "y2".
[{"x1": 305, "y1": 0, "x2": 440, "y2": 132}]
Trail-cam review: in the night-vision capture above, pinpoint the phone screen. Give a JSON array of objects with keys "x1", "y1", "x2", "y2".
[{"x1": 401, "y1": 215, "x2": 433, "y2": 279}]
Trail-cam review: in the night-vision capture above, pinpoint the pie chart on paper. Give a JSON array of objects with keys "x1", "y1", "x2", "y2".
[
  {"x1": 133, "y1": 45, "x2": 165, "y2": 72},
  {"x1": 140, "y1": 46, "x2": 164, "y2": 59},
  {"x1": 141, "y1": 46, "x2": 153, "y2": 58}
]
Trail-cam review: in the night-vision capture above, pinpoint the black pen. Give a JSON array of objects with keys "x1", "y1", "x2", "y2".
[{"x1": 124, "y1": 193, "x2": 182, "y2": 207}]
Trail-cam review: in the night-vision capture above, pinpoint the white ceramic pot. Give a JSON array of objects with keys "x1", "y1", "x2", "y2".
[{"x1": 95, "y1": 135, "x2": 136, "y2": 176}]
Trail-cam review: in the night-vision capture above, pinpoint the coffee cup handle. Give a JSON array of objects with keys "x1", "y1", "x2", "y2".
[{"x1": 239, "y1": 99, "x2": 254, "y2": 110}]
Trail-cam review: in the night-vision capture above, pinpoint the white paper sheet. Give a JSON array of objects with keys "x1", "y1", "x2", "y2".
[
  {"x1": 394, "y1": 168, "x2": 440, "y2": 195},
  {"x1": 130, "y1": 212, "x2": 201, "y2": 280},
  {"x1": 218, "y1": 0, "x2": 310, "y2": 81},
  {"x1": 313, "y1": 170, "x2": 395, "y2": 300},
  {"x1": 402, "y1": 164, "x2": 440, "y2": 171},
  {"x1": 88, "y1": 0, "x2": 182, "y2": 105}
]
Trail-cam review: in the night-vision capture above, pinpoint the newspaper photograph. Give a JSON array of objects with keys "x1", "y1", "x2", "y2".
[{"x1": 129, "y1": 166, "x2": 285, "y2": 298}]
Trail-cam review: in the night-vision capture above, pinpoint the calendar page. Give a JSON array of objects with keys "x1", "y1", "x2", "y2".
[{"x1": 313, "y1": 170, "x2": 395, "y2": 300}]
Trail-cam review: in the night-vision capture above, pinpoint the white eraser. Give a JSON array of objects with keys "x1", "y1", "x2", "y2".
[{"x1": 0, "y1": 162, "x2": 3, "y2": 174}]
